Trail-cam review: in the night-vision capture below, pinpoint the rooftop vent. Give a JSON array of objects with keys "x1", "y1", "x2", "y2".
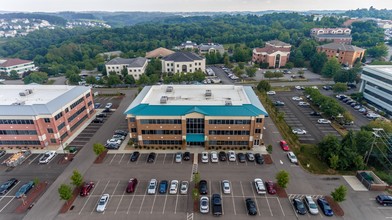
[
  {"x1": 225, "y1": 100, "x2": 232, "y2": 106},
  {"x1": 205, "y1": 90, "x2": 212, "y2": 97},
  {"x1": 166, "y1": 86, "x2": 173, "y2": 92},
  {"x1": 19, "y1": 89, "x2": 33, "y2": 97},
  {"x1": 160, "y1": 96, "x2": 168, "y2": 104},
  {"x1": 12, "y1": 101, "x2": 25, "y2": 105}
]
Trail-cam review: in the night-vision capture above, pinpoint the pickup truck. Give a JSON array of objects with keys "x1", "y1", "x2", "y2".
[{"x1": 212, "y1": 194, "x2": 222, "y2": 216}]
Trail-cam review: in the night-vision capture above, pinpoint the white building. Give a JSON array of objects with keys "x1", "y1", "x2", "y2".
[
  {"x1": 0, "y1": 58, "x2": 36, "y2": 76},
  {"x1": 161, "y1": 52, "x2": 205, "y2": 74},
  {"x1": 105, "y1": 57, "x2": 148, "y2": 80},
  {"x1": 198, "y1": 43, "x2": 225, "y2": 55},
  {"x1": 360, "y1": 65, "x2": 392, "y2": 115}
]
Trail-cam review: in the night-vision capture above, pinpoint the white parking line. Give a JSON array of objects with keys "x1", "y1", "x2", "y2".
[
  {"x1": 29, "y1": 154, "x2": 41, "y2": 165},
  {"x1": 174, "y1": 194, "x2": 179, "y2": 214},
  {"x1": 0, "y1": 197, "x2": 14, "y2": 212},
  {"x1": 219, "y1": 183, "x2": 224, "y2": 215},
  {"x1": 112, "y1": 181, "x2": 120, "y2": 195},
  {"x1": 264, "y1": 193, "x2": 273, "y2": 216},
  {"x1": 0, "y1": 182, "x2": 20, "y2": 203},
  {"x1": 138, "y1": 186, "x2": 148, "y2": 214},
  {"x1": 163, "y1": 154, "x2": 166, "y2": 164},
  {"x1": 80, "y1": 181, "x2": 100, "y2": 215},
  {"x1": 162, "y1": 193, "x2": 168, "y2": 214},
  {"x1": 231, "y1": 181, "x2": 236, "y2": 215},
  {"x1": 150, "y1": 192, "x2": 157, "y2": 214},
  {"x1": 109, "y1": 154, "x2": 117, "y2": 165},
  {"x1": 91, "y1": 180, "x2": 110, "y2": 214},
  {"x1": 276, "y1": 198, "x2": 285, "y2": 216},
  {"x1": 118, "y1": 154, "x2": 125, "y2": 164},
  {"x1": 126, "y1": 191, "x2": 136, "y2": 214},
  {"x1": 249, "y1": 182, "x2": 261, "y2": 216}
]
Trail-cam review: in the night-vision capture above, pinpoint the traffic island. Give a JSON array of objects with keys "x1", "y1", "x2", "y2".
[
  {"x1": 263, "y1": 154, "x2": 273, "y2": 164},
  {"x1": 325, "y1": 196, "x2": 344, "y2": 216},
  {"x1": 94, "y1": 150, "x2": 108, "y2": 164},
  {"x1": 15, "y1": 182, "x2": 48, "y2": 213},
  {"x1": 276, "y1": 186, "x2": 288, "y2": 198},
  {"x1": 59, "y1": 186, "x2": 80, "y2": 214}
]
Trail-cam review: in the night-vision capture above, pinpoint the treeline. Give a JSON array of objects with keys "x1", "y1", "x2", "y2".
[
  {"x1": 0, "y1": 13, "x2": 67, "y2": 25},
  {"x1": 344, "y1": 7, "x2": 392, "y2": 20}
]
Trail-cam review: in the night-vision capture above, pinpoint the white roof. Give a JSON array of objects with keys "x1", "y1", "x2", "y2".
[{"x1": 364, "y1": 65, "x2": 392, "y2": 75}]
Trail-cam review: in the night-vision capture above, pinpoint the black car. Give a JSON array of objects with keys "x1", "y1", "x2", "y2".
[
  {"x1": 105, "y1": 143, "x2": 119, "y2": 149},
  {"x1": 96, "y1": 113, "x2": 107, "y2": 118},
  {"x1": 274, "y1": 101, "x2": 285, "y2": 106},
  {"x1": 237, "y1": 153, "x2": 246, "y2": 163},
  {"x1": 254, "y1": 153, "x2": 264, "y2": 164},
  {"x1": 212, "y1": 194, "x2": 222, "y2": 216},
  {"x1": 0, "y1": 178, "x2": 18, "y2": 194},
  {"x1": 317, "y1": 198, "x2": 334, "y2": 216},
  {"x1": 219, "y1": 151, "x2": 227, "y2": 161},
  {"x1": 293, "y1": 198, "x2": 307, "y2": 215},
  {"x1": 309, "y1": 111, "x2": 321, "y2": 116},
  {"x1": 246, "y1": 198, "x2": 257, "y2": 215},
  {"x1": 114, "y1": 130, "x2": 128, "y2": 136},
  {"x1": 376, "y1": 194, "x2": 392, "y2": 206},
  {"x1": 183, "y1": 152, "x2": 190, "y2": 161},
  {"x1": 147, "y1": 152, "x2": 156, "y2": 163},
  {"x1": 130, "y1": 151, "x2": 140, "y2": 162},
  {"x1": 199, "y1": 180, "x2": 208, "y2": 195},
  {"x1": 92, "y1": 117, "x2": 104, "y2": 123},
  {"x1": 0, "y1": 150, "x2": 6, "y2": 158}
]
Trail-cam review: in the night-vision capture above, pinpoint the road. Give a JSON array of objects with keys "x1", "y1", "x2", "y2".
[{"x1": 2, "y1": 76, "x2": 66, "y2": 85}]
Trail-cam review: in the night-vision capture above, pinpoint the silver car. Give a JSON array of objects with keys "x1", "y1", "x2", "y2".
[
  {"x1": 180, "y1": 181, "x2": 189, "y2": 195},
  {"x1": 200, "y1": 196, "x2": 209, "y2": 214},
  {"x1": 175, "y1": 152, "x2": 182, "y2": 163},
  {"x1": 222, "y1": 180, "x2": 231, "y2": 194},
  {"x1": 304, "y1": 195, "x2": 319, "y2": 215},
  {"x1": 96, "y1": 194, "x2": 109, "y2": 212}
]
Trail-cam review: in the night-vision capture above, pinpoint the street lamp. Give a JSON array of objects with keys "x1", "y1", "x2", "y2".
[{"x1": 59, "y1": 139, "x2": 67, "y2": 161}]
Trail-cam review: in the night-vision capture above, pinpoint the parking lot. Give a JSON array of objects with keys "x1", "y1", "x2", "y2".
[{"x1": 270, "y1": 90, "x2": 340, "y2": 144}]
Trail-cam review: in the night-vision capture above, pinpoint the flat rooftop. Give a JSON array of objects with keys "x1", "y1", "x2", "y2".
[
  {"x1": 0, "y1": 85, "x2": 77, "y2": 105},
  {"x1": 142, "y1": 85, "x2": 250, "y2": 106},
  {"x1": 364, "y1": 65, "x2": 392, "y2": 75}
]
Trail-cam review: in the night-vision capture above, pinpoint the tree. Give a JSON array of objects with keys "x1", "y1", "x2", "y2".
[
  {"x1": 297, "y1": 70, "x2": 304, "y2": 78},
  {"x1": 70, "y1": 170, "x2": 83, "y2": 187},
  {"x1": 23, "y1": 71, "x2": 48, "y2": 84},
  {"x1": 257, "y1": 80, "x2": 271, "y2": 92},
  {"x1": 310, "y1": 52, "x2": 327, "y2": 74},
  {"x1": 264, "y1": 71, "x2": 274, "y2": 81},
  {"x1": 93, "y1": 143, "x2": 106, "y2": 156},
  {"x1": 333, "y1": 82, "x2": 348, "y2": 93},
  {"x1": 329, "y1": 154, "x2": 339, "y2": 169},
  {"x1": 331, "y1": 185, "x2": 347, "y2": 202},
  {"x1": 293, "y1": 50, "x2": 305, "y2": 67},
  {"x1": 285, "y1": 62, "x2": 294, "y2": 69},
  {"x1": 68, "y1": 73, "x2": 81, "y2": 85},
  {"x1": 137, "y1": 74, "x2": 150, "y2": 85},
  {"x1": 193, "y1": 172, "x2": 200, "y2": 187},
  {"x1": 245, "y1": 67, "x2": 257, "y2": 77},
  {"x1": 124, "y1": 75, "x2": 135, "y2": 85},
  {"x1": 9, "y1": 70, "x2": 20, "y2": 79},
  {"x1": 276, "y1": 170, "x2": 289, "y2": 189},
  {"x1": 121, "y1": 67, "x2": 128, "y2": 78},
  {"x1": 33, "y1": 177, "x2": 40, "y2": 187},
  {"x1": 367, "y1": 43, "x2": 388, "y2": 59},
  {"x1": 85, "y1": 75, "x2": 97, "y2": 85},
  {"x1": 106, "y1": 74, "x2": 121, "y2": 86},
  {"x1": 58, "y1": 184, "x2": 72, "y2": 204},
  {"x1": 321, "y1": 57, "x2": 341, "y2": 78}
]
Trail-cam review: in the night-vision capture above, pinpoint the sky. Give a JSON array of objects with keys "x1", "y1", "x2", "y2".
[{"x1": 1, "y1": 0, "x2": 391, "y2": 12}]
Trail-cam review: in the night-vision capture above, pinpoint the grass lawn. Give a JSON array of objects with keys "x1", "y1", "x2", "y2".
[{"x1": 295, "y1": 144, "x2": 332, "y2": 174}]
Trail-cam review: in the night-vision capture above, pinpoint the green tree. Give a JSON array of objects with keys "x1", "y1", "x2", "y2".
[
  {"x1": 318, "y1": 135, "x2": 341, "y2": 162},
  {"x1": 321, "y1": 57, "x2": 341, "y2": 78},
  {"x1": 121, "y1": 67, "x2": 128, "y2": 78},
  {"x1": 329, "y1": 154, "x2": 339, "y2": 169},
  {"x1": 124, "y1": 75, "x2": 135, "y2": 84},
  {"x1": 68, "y1": 73, "x2": 81, "y2": 85},
  {"x1": 285, "y1": 62, "x2": 294, "y2": 69},
  {"x1": 137, "y1": 74, "x2": 150, "y2": 85},
  {"x1": 106, "y1": 74, "x2": 122, "y2": 86},
  {"x1": 238, "y1": 62, "x2": 245, "y2": 69},
  {"x1": 192, "y1": 188, "x2": 199, "y2": 202},
  {"x1": 310, "y1": 52, "x2": 328, "y2": 74},
  {"x1": 333, "y1": 82, "x2": 348, "y2": 93},
  {"x1": 193, "y1": 172, "x2": 201, "y2": 187},
  {"x1": 245, "y1": 67, "x2": 257, "y2": 77},
  {"x1": 353, "y1": 154, "x2": 365, "y2": 170},
  {"x1": 33, "y1": 177, "x2": 40, "y2": 187},
  {"x1": 85, "y1": 75, "x2": 97, "y2": 85},
  {"x1": 70, "y1": 169, "x2": 83, "y2": 188},
  {"x1": 23, "y1": 71, "x2": 48, "y2": 84},
  {"x1": 58, "y1": 184, "x2": 72, "y2": 204},
  {"x1": 265, "y1": 71, "x2": 275, "y2": 80},
  {"x1": 9, "y1": 70, "x2": 20, "y2": 79},
  {"x1": 93, "y1": 143, "x2": 106, "y2": 156},
  {"x1": 331, "y1": 185, "x2": 347, "y2": 202},
  {"x1": 293, "y1": 50, "x2": 305, "y2": 67},
  {"x1": 367, "y1": 43, "x2": 388, "y2": 59},
  {"x1": 276, "y1": 170, "x2": 290, "y2": 189},
  {"x1": 257, "y1": 80, "x2": 271, "y2": 92}
]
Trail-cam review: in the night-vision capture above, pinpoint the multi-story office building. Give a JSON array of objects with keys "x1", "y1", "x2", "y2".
[
  {"x1": 252, "y1": 40, "x2": 291, "y2": 68},
  {"x1": 0, "y1": 58, "x2": 36, "y2": 76},
  {"x1": 317, "y1": 43, "x2": 365, "y2": 67},
  {"x1": 161, "y1": 52, "x2": 206, "y2": 74},
  {"x1": 360, "y1": 65, "x2": 392, "y2": 115},
  {"x1": 0, "y1": 85, "x2": 94, "y2": 149},
  {"x1": 105, "y1": 57, "x2": 148, "y2": 80},
  {"x1": 124, "y1": 85, "x2": 268, "y2": 150}
]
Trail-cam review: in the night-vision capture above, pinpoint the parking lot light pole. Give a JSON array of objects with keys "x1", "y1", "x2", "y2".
[{"x1": 59, "y1": 139, "x2": 67, "y2": 160}]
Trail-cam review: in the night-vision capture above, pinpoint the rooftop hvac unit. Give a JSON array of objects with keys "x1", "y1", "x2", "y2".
[
  {"x1": 160, "y1": 96, "x2": 168, "y2": 104},
  {"x1": 19, "y1": 91, "x2": 28, "y2": 96},
  {"x1": 166, "y1": 86, "x2": 173, "y2": 92},
  {"x1": 205, "y1": 90, "x2": 212, "y2": 97},
  {"x1": 26, "y1": 89, "x2": 33, "y2": 94},
  {"x1": 225, "y1": 100, "x2": 232, "y2": 106}
]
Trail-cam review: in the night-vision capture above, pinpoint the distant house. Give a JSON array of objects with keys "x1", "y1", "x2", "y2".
[
  {"x1": 176, "y1": 41, "x2": 198, "y2": 50},
  {"x1": 311, "y1": 28, "x2": 352, "y2": 44},
  {"x1": 198, "y1": 43, "x2": 225, "y2": 55},
  {"x1": 161, "y1": 52, "x2": 205, "y2": 73},
  {"x1": 0, "y1": 58, "x2": 36, "y2": 76},
  {"x1": 252, "y1": 40, "x2": 291, "y2": 68},
  {"x1": 317, "y1": 43, "x2": 365, "y2": 67},
  {"x1": 145, "y1": 47, "x2": 175, "y2": 59},
  {"x1": 105, "y1": 57, "x2": 148, "y2": 80}
]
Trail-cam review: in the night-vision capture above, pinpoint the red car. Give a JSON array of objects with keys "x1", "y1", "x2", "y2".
[
  {"x1": 126, "y1": 178, "x2": 138, "y2": 193},
  {"x1": 80, "y1": 181, "x2": 95, "y2": 196},
  {"x1": 279, "y1": 140, "x2": 290, "y2": 151},
  {"x1": 265, "y1": 181, "x2": 276, "y2": 195}
]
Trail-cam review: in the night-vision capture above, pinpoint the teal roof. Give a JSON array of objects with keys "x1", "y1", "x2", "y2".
[{"x1": 186, "y1": 134, "x2": 205, "y2": 142}]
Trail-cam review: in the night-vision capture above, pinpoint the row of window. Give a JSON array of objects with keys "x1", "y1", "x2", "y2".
[
  {"x1": 140, "y1": 119, "x2": 182, "y2": 124},
  {"x1": 70, "y1": 97, "x2": 84, "y2": 110},
  {"x1": 209, "y1": 130, "x2": 250, "y2": 135},
  {"x1": 143, "y1": 140, "x2": 182, "y2": 145},
  {"x1": 166, "y1": 62, "x2": 202, "y2": 67},
  {"x1": 0, "y1": 140, "x2": 41, "y2": 146},
  {"x1": 208, "y1": 120, "x2": 251, "y2": 125},
  {"x1": 209, "y1": 141, "x2": 249, "y2": 145},
  {"x1": 0, "y1": 130, "x2": 37, "y2": 135},
  {"x1": 86, "y1": 93, "x2": 91, "y2": 98},
  {"x1": 57, "y1": 122, "x2": 66, "y2": 131},
  {"x1": 366, "y1": 82, "x2": 392, "y2": 96},
  {"x1": 142, "y1": 130, "x2": 182, "y2": 135},
  {"x1": 70, "y1": 115, "x2": 88, "y2": 132},
  {"x1": 0, "y1": 119, "x2": 34, "y2": 124},
  {"x1": 55, "y1": 112, "x2": 63, "y2": 120},
  {"x1": 68, "y1": 106, "x2": 86, "y2": 123},
  {"x1": 363, "y1": 71, "x2": 392, "y2": 89},
  {"x1": 364, "y1": 89, "x2": 392, "y2": 106}
]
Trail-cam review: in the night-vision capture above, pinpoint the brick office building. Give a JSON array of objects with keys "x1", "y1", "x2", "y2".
[
  {"x1": 317, "y1": 43, "x2": 365, "y2": 67},
  {"x1": 124, "y1": 85, "x2": 268, "y2": 150},
  {"x1": 252, "y1": 40, "x2": 291, "y2": 68},
  {"x1": 0, "y1": 85, "x2": 94, "y2": 149}
]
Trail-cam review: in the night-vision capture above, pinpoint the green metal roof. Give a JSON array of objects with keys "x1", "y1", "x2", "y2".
[{"x1": 186, "y1": 134, "x2": 205, "y2": 142}]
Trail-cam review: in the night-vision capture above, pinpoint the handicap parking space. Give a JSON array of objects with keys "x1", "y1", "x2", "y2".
[{"x1": 288, "y1": 194, "x2": 330, "y2": 219}]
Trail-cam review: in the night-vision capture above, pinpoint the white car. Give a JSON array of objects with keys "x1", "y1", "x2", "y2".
[
  {"x1": 228, "y1": 151, "x2": 236, "y2": 162},
  {"x1": 147, "y1": 179, "x2": 157, "y2": 194},
  {"x1": 292, "y1": 96, "x2": 303, "y2": 101},
  {"x1": 112, "y1": 134, "x2": 125, "y2": 140},
  {"x1": 266, "y1": 91, "x2": 276, "y2": 95},
  {"x1": 311, "y1": 86, "x2": 318, "y2": 89},
  {"x1": 175, "y1": 152, "x2": 182, "y2": 163},
  {"x1": 304, "y1": 195, "x2": 319, "y2": 215},
  {"x1": 200, "y1": 196, "x2": 209, "y2": 213},
  {"x1": 106, "y1": 138, "x2": 121, "y2": 145},
  {"x1": 210, "y1": 151, "x2": 218, "y2": 163},
  {"x1": 292, "y1": 128, "x2": 307, "y2": 135},
  {"x1": 254, "y1": 178, "x2": 266, "y2": 195},
  {"x1": 180, "y1": 181, "x2": 189, "y2": 195},
  {"x1": 318, "y1": 119, "x2": 331, "y2": 124},
  {"x1": 169, "y1": 180, "x2": 179, "y2": 194},
  {"x1": 298, "y1": 102, "x2": 309, "y2": 106},
  {"x1": 367, "y1": 112, "x2": 381, "y2": 119},
  {"x1": 287, "y1": 152, "x2": 298, "y2": 163},
  {"x1": 295, "y1": 86, "x2": 302, "y2": 90},
  {"x1": 39, "y1": 151, "x2": 56, "y2": 164},
  {"x1": 96, "y1": 194, "x2": 109, "y2": 212},
  {"x1": 105, "y1": 103, "x2": 113, "y2": 109},
  {"x1": 201, "y1": 152, "x2": 209, "y2": 163},
  {"x1": 222, "y1": 180, "x2": 231, "y2": 194}
]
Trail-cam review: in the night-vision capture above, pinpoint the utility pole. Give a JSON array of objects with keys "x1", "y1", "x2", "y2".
[{"x1": 365, "y1": 128, "x2": 383, "y2": 166}]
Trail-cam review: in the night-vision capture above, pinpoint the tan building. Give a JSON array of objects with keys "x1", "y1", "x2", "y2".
[
  {"x1": 311, "y1": 28, "x2": 352, "y2": 44},
  {"x1": 145, "y1": 47, "x2": 175, "y2": 59},
  {"x1": 252, "y1": 40, "x2": 291, "y2": 68},
  {"x1": 317, "y1": 43, "x2": 365, "y2": 67},
  {"x1": 105, "y1": 57, "x2": 148, "y2": 80},
  {"x1": 161, "y1": 52, "x2": 205, "y2": 73},
  {"x1": 124, "y1": 85, "x2": 268, "y2": 150}
]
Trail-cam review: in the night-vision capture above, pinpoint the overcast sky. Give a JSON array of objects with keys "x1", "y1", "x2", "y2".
[{"x1": 2, "y1": 0, "x2": 391, "y2": 12}]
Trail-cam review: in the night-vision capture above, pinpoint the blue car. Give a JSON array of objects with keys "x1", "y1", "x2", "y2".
[
  {"x1": 94, "y1": 103, "x2": 101, "y2": 109},
  {"x1": 15, "y1": 181, "x2": 34, "y2": 198},
  {"x1": 317, "y1": 198, "x2": 334, "y2": 216},
  {"x1": 0, "y1": 178, "x2": 18, "y2": 195},
  {"x1": 159, "y1": 180, "x2": 168, "y2": 194}
]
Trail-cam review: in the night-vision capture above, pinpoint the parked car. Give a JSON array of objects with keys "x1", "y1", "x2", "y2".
[
  {"x1": 175, "y1": 152, "x2": 182, "y2": 163},
  {"x1": 254, "y1": 178, "x2": 266, "y2": 195},
  {"x1": 376, "y1": 194, "x2": 392, "y2": 206},
  {"x1": 293, "y1": 198, "x2": 307, "y2": 215},
  {"x1": 114, "y1": 130, "x2": 128, "y2": 136},
  {"x1": 199, "y1": 180, "x2": 208, "y2": 195},
  {"x1": 292, "y1": 128, "x2": 307, "y2": 135},
  {"x1": 147, "y1": 152, "x2": 156, "y2": 163},
  {"x1": 94, "y1": 103, "x2": 101, "y2": 109},
  {"x1": 39, "y1": 151, "x2": 56, "y2": 164},
  {"x1": 318, "y1": 119, "x2": 331, "y2": 124},
  {"x1": 309, "y1": 111, "x2": 321, "y2": 116},
  {"x1": 228, "y1": 150, "x2": 236, "y2": 162},
  {"x1": 358, "y1": 108, "x2": 367, "y2": 113},
  {"x1": 246, "y1": 198, "x2": 258, "y2": 215},
  {"x1": 266, "y1": 91, "x2": 276, "y2": 95},
  {"x1": 0, "y1": 178, "x2": 18, "y2": 195},
  {"x1": 237, "y1": 153, "x2": 246, "y2": 163},
  {"x1": 212, "y1": 194, "x2": 222, "y2": 216},
  {"x1": 15, "y1": 181, "x2": 34, "y2": 198},
  {"x1": 92, "y1": 117, "x2": 104, "y2": 123},
  {"x1": 130, "y1": 151, "x2": 140, "y2": 162},
  {"x1": 292, "y1": 96, "x2": 303, "y2": 101},
  {"x1": 274, "y1": 101, "x2": 285, "y2": 106},
  {"x1": 298, "y1": 102, "x2": 310, "y2": 106},
  {"x1": 317, "y1": 198, "x2": 334, "y2": 216},
  {"x1": 279, "y1": 140, "x2": 289, "y2": 151},
  {"x1": 180, "y1": 181, "x2": 189, "y2": 195},
  {"x1": 354, "y1": 105, "x2": 362, "y2": 110},
  {"x1": 106, "y1": 138, "x2": 121, "y2": 145},
  {"x1": 148, "y1": 179, "x2": 158, "y2": 194},
  {"x1": 246, "y1": 152, "x2": 255, "y2": 161},
  {"x1": 255, "y1": 153, "x2": 264, "y2": 164},
  {"x1": 219, "y1": 151, "x2": 227, "y2": 161},
  {"x1": 96, "y1": 194, "x2": 109, "y2": 212},
  {"x1": 222, "y1": 180, "x2": 231, "y2": 194},
  {"x1": 105, "y1": 143, "x2": 120, "y2": 149},
  {"x1": 183, "y1": 152, "x2": 190, "y2": 161},
  {"x1": 169, "y1": 180, "x2": 179, "y2": 194},
  {"x1": 105, "y1": 103, "x2": 113, "y2": 109},
  {"x1": 96, "y1": 113, "x2": 107, "y2": 118},
  {"x1": 210, "y1": 151, "x2": 218, "y2": 163},
  {"x1": 80, "y1": 181, "x2": 95, "y2": 196},
  {"x1": 265, "y1": 181, "x2": 276, "y2": 195},
  {"x1": 200, "y1": 196, "x2": 209, "y2": 214},
  {"x1": 0, "y1": 150, "x2": 5, "y2": 158},
  {"x1": 287, "y1": 152, "x2": 298, "y2": 164},
  {"x1": 112, "y1": 134, "x2": 125, "y2": 141},
  {"x1": 126, "y1": 178, "x2": 138, "y2": 193},
  {"x1": 304, "y1": 195, "x2": 319, "y2": 214},
  {"x1": 159, "y1": 180, "x2": 168, "y2": 194}
]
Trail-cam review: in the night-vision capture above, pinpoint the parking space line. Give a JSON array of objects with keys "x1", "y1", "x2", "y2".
[
  {"x1": 29, "y1": 154, "x2": 41, "y2": 165},
  {"x1": 126, "y1": 192, "x2": 136, "y2": 214},
  {"x1": 91, "y1": 180, "x2": 110, "y2": 214},
  {"x1": 249, "y1": 182, "x2": 261, "y2": 216},
  {"x1": 118, "y1": 154, "x2": 125, "y2": 164},
  {"x1": 264, "y1": 194, "x2": 273, "y2": 216},
  {"x1": 150, "y1": 192, "x2": 157, "y2": 214},
  {"x1": 109, "y1": 154, "x2": 117, "y2": 165},
  {"x1": 112, "y1": 181, "x2": 120, "y2": 195},
  {"x1": 219, "y1": 183, "x2": 224, "y2": 215},
  {"x1": 231, "y1": 182, "x2": 236, "y2": 215},
  {"x1": 162, "y1": 193, "x2": 168, "y2": 214},
  {"x1": 174, "y1": 194, "x2": 179, "y2": 214},
  {"x1": 0, "y1": 182, "x2": 19, "y2": 203},
  {"x1": 0, "y1": 197, "x2": 14, "y2": 212},
  {"x1": 80, "y1": 181, "x2": 100, "y2": 215},
  {"x1": 276, "y1": 198, "x2": 286, "y2": 216},
  {"x1": 163, "y1": 154, "x2": 166, "y2": 164},
  {"x1": 138, "y1": 187, "x2": 148, "y2": 214}
]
